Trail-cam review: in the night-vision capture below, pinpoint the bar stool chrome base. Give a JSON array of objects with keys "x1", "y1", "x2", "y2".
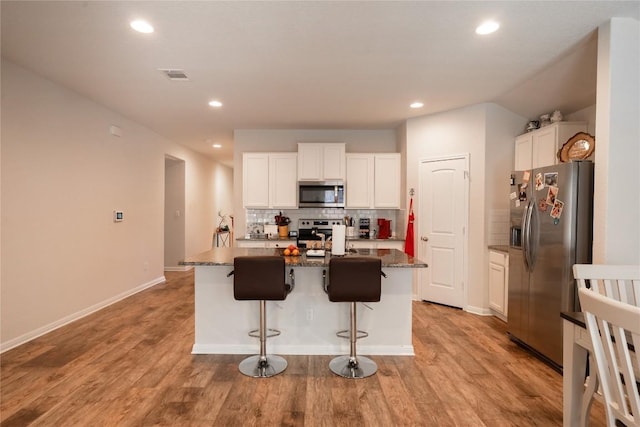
[
  {"x1": 239, "y1": 355, "x2": 288, "y2": 378},
  {"x1": 329, "y1": 355, "x2": 377, "y2": 378}
]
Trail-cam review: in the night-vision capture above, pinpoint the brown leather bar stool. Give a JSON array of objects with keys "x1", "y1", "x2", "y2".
[
  {"x1": 325, "y1": 257, "x2": 385, "y2": 378},
  {"x1": 229, "y1": 256, "x2": 294, "y2": 378}
]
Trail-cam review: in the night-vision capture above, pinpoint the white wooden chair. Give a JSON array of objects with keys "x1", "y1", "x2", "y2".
[
  {"x1": 573, "y1": 264, "x2": 640, "y2": 426},
  {"x1": 577, "y1": 288, "x2": 640, "y2": 427}
]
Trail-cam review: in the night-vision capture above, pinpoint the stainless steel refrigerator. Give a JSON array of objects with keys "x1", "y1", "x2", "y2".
[{"x1": 507, "y1": 161, "x2": 594, "y2": 369}]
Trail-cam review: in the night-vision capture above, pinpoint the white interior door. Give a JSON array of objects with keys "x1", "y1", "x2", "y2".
[{"x1": 419, "y1": 156, "x2": 468, "y2": 308}]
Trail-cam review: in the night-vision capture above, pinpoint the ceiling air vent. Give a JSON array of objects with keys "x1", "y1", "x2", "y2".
[{"x1": 158, "y1": 69, "x2": 189, "y2": 81}]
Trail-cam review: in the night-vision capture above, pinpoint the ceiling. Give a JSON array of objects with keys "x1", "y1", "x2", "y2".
[{"x1": 2, "y1": 1, "x2": 638, "y2": 167}]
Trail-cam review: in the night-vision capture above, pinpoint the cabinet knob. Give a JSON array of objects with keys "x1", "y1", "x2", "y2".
[{"x1": 421, "y1": 236, "x2": 429, "y2": 242}]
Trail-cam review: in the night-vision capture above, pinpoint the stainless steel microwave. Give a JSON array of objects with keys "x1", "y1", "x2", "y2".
[{"x1": 298, "y1": 180, "x2": 345, "y2": 208}]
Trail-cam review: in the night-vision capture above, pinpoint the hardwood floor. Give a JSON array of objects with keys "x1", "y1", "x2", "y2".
[{"x1": 1, "y1": 270, "x2": 605, "y2": 426}]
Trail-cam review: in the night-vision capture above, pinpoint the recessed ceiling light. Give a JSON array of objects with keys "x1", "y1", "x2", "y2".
[
  {"x1": 130, "y1": 20, "x2": 154, "y2": 34},
  {"x1": 212, "y1": 144, "x2": 222, "y2": 149},
  {"x1": 208, "y1": 100, "x2": 223, "y2": 108},
  {"x1": 476, "y1": 21, "x2": 500, "y2": 35},
  {"x1": 410, "y1": 102, "x2": 424, "y2": 109}
]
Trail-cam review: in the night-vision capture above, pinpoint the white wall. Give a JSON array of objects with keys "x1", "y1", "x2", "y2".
[
  {"x1": 0, "y1": 59, "x2": 232, "y2": 350},
  {"x1": 593, "y1": 18, "x2": 640, "y2": 264},
  {"x1": 406, "y1": 103, "x2": 525, "y2": 313},
  {"x1": 232, "y1": 129, "x2": 397, "y2": 235},
  {"x1": 164, "y1": 157, "x2": 186, "y2": 269}
]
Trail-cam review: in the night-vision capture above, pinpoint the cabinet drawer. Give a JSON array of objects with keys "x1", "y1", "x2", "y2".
[{"x1": 489, "y1": 250, "x2": 506, "y2": 265}]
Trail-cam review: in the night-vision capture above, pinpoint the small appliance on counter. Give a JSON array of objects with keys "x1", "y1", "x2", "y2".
[
  {"x1": 359, "y1": 218, "x2": 370, "y2": 239},
  {"x1": 297, "y1": 218, "x2": 342, "y2": 249},
  {"x1": 377, "y1": 219, "x2": 392, "y2": 239}
]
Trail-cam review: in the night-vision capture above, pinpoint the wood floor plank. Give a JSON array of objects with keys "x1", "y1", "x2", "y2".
[{"x1": 1, "y1": 270, "x2": 609, "y2": 426}]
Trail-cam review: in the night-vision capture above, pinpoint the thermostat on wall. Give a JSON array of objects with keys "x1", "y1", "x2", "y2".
[{"x1": 113, "y1": 210, "x2": 124, "y2": 222}]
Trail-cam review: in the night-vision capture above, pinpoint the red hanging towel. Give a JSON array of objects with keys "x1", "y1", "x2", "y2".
[{"x1": 404, "y1": 197, "x2": 415, "y2": 257}]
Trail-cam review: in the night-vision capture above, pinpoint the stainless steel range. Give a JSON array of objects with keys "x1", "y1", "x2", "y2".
[{"x1": 297, "y1": 218, "x2": 343, "y2": 248}]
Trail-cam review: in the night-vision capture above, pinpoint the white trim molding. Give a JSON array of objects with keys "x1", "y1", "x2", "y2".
[{"x1": 0, "y1": 276, "x2": 166, "y2": 353}]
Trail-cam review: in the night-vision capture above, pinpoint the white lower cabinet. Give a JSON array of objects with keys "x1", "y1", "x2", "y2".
[
  {"x1": 265, "y1": 240, "x2": 296, "y2": 249},
  {"x1": 377, "y1": 240, "x2": 404, "y2": 250},
  {"x1": 236, "y1": 240, "x2": 296, "y2": 249},
  {"x1": 488, "y1": 250, "x2": 509, "y2": 318},
  {"x1": 347, "y1": 240, "x2": 404, "y2": 250},
  {"x1": 235, "y1": 240, "x2": 267, "y2": 248}
]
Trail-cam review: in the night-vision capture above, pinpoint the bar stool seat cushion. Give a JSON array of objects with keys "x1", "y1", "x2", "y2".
[
  {"x1": 328, "y1": 257, "x2": 382, "y2": 303},
  {"x1": 233, "y1": 256, "x2": 288, "y2": 301}
]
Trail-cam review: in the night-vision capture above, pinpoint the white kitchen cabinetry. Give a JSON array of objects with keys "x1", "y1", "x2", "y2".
[
  {"x1": 243, "y1": 152, "x2": 297, "y2": 208},
  {"x1": 264, "y1": 240, "x2": 296, "y2": 249},
  {"x1": 235, "y1": 239, "x2": 296, "y2": 249},
  {"x1": 374, "y1": 154, "x2": 401, "y2": 208},
  {"x1": 488, "y1": 250, "x2": 509, "y2": 318},
  {"x1": 345, "y1": 153, "x2": 400, "y2": 209},
  {"x1": 514, "y1": 122, "x2": 587, "y2": 170},
  {"x1": 297, "y1": 143, "x2": 346, "y2": 181},
  {"x1": 269, "y1": 153, "x2": 298, "y2": 208},
  {"x1": 347, "y1": 240, "x2": 404, "y2": 250},
  {"x1": 345, "y1": 154, "x2": 374, "y2": 208},
  {"x1": 377, "y1": 240, "x2": 404, "y2": 250},
  {"x1": 243, "y1": 153, "x2": 270, "y2": 208},
  {"x1": 235, "y1": 240, "x2": 267, "y2": 248}
]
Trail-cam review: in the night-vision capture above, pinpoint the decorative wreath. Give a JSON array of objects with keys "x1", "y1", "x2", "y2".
[{"x1": 558, "y1": 132, "x2": 595, "y2": 162}]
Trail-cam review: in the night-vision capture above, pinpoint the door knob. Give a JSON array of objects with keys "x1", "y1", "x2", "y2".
[{"x1": 421, "y1": 236, "x2": 429, "y2": 242}]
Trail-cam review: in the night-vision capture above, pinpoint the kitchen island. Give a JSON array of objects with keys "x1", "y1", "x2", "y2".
[{"x1": 181, "y1": 247, "x2": 427, "y2": 356}]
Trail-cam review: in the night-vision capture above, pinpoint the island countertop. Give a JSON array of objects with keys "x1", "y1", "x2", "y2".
[{"x1": 181, "y1": 247, "x2": 427, "y2": 268}]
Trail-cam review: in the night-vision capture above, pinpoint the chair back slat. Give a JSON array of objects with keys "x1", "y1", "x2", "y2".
[
  {"x1": 578, "y1": 288, "x2": 640, "y2": 427},
  {"x1": 573, "y1": 265, "x2": 640, "y2": 306}
]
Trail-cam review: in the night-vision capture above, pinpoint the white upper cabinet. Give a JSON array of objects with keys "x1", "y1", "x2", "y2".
[
  {"x1": 243, "y1": 152, "x2": 297, "y2": 208},
  {"x1": 346, "y1": 153, "x2": 400, "y2": 209},
  {"x1": 243, "y1": 153, "x2": 270, "y2": 208},
  {"x1": 514, "y1": 134, "x2": 533, "y2": 171},
  {"x1": 374, "y1": 154, "x2": 401, "y2": 208},
  {"x1": 514, "y1": 122, "x2": 587, "y2": 170},
  {"x1": 297, "y1": 143, "x2": 345, "y2": 181},
  {"x1": 269, "y1": 153, "x2": 298, "y2": 208},
  {"x1": 346, "y1": 154, "x2": 374, "y2": 208}
]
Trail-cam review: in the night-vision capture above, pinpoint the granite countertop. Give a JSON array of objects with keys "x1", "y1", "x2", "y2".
[
  {"x1": 488, "y1": 245, "x2": 509, "y2": 253},
  {"x1": 181, "y1": 247, "x2": 427, "y2": 268},
  {"x1": 235, "y1": 236, "x2": 405, "y2": 242},
  {"x1": 236, "y1": 236, "x2": 296, "y2": 241}
]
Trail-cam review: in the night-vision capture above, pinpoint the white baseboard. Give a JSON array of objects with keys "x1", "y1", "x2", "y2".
[
  {"x1": 465, "y1": 305, "x2": 494, "y2": 316},
  {"x1": 191, "y1": 343, "x2": 415, "y2": 356},
  {"x1": 164, "y1": 266, "x2": 192, "y2": 272},
  {"x1": 0, "y1": 275, "x2": 166, "y2": 353}
]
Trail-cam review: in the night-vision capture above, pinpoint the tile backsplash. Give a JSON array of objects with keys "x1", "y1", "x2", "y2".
[
  {"x1": 488, "y1": 209, "x2": 510, "y2": 246},
  {"x1": 246, "y1": 208, "x2": 401, "y2": 238}
]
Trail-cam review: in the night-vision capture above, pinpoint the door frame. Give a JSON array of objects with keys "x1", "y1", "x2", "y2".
[{"x1": 417, "y1": 153, "x2": 470, "y2": 309}]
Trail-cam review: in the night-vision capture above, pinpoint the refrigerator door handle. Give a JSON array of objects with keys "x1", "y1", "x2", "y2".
[
  {"x1": 521, "y1": 200, "x2": 530, "y2": 271},
  {"x1": 523, "y1": 199, "x2": 535, "y2": 271}
]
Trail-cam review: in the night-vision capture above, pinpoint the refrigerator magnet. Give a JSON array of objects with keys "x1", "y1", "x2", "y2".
[
  {"x1": 510, "y1": 191, "x2": 518, "y2": 200},
  {"x1": 522, "y1": 170, "x2": 531, "y2": 183},
  {"x1": 535, "y1": 173, "x2": 544, "y2": 191},
  {"x1": 546, "y1": 186, "x2": 558, "y2": 205},
  {"x1": 515, "y1": 199, "x2": 521, "y2": 207},
  {"x1": 538, "y1": 199, "x2": 548, "y2": 212},
  {"x1": 550, "y1": 199, "x2": 564, "y2": 219},
  {"x1": 518, "y1": 184, "x2": 527, "y2": 201},
  {"x1": 544, "y1": 172, "x2": 558, "y2": 187}
]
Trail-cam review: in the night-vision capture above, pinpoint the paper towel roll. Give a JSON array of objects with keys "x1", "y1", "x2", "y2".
[{"x1": 331, "y1": 225, "x2": 346, "y2": 256}]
